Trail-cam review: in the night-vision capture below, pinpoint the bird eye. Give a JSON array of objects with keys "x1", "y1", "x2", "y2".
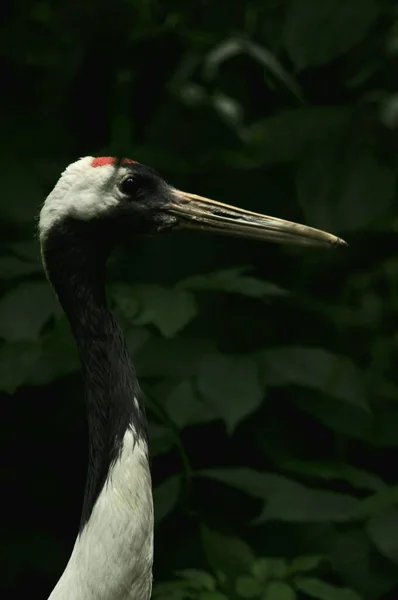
[{"x1": 120, "y1": 176, "x2": 138, "y2": 197}]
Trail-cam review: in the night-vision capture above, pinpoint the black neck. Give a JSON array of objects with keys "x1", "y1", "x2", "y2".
[{"x1": 42, "y1": 218, "x2": 147, "y2": 529}]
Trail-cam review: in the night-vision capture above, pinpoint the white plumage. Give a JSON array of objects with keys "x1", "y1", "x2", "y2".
[{"x1": 49, "y1": 429, "x2": 153, "y2": 600}]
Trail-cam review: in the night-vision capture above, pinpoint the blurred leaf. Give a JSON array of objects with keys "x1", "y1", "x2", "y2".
[
  {"x1": 136, "y1": 337, "x2": 215, "y2": 378},
  {"x1": 204, "y1": 38, "x2": 243, "y2": 78},
  {"x1": 153, "y1": 580, "x2": 196, "y2": 600},
  {"x1": 26, "y1": 316, "x2": 79, "y2": 385},
  {"x1": 252, "y1": 558, "x2": 271, "y2": 582},
  {"x1": 284, "y1": 0, "x2": 379, "y2": 69},
  {"x1": 125, "y1": 326, "x2": 152, "y2": 355},
  {"x1": 252, "y1": 558, "x2": 288, "y2": 581},
  {"x1": 6, "y1": 241, "x2": 41, "y2": 262},
  {"x1": 111, "y1": 284, "x2": 198, "y2": 337},
  {"x1": 263, "y1": 581, "x2": 297, "y2": 600},
  {"x1": 212, "y1": 93, "x2": 244, "y2": 129},
  {"x1": 294, "y1": 577, "x2": 362, "y2": 600},
  {"x1": 200, "y1": 469, "x2": 360, "y2": 523},
  {"x1": 0, "y1": 341, "x2": 41, "y2": 393},
  {"x1": 0, "y1": 157, "x2": 44, "y2": 224},
  {"x1": 204, "y1": 37, "x2": 302, "y2": 101},
  {"x1": 260, "y1": 347, "x2": 369, "y2": 411},
  {"x1": 236, "y1": 575, "x2": 264, "y2": 598},
  {"x1": 148, "y1": 422, "x2": 174, "y2": 457},
  {"x1": 290, "y1": 394, "x2": 374, "y2": 444},
  {"x1": 200, "y1": 468, "x2": 303, "y2": 498},
  {"x1": 165, "y1": 380, "x2": 217, "y2": 428},
  {"x1": 0, "y1": 256, "x2": 42, "y2": 279},
  {"x1": 355, "y1": 485, "x2": 398, "y2": 520},
  {"x1": 328, "y1": 528, "x2": 398, "y2": 599},
  {"x1": 197, "y1": 354, "x2": 263, "y2": 433},
  {"x1": 280, "y1": 461, "x2": 385, "y2": 492},
  {"x1": 176, "y1": 569, "x2": 216, "y2": 591},
  {"x1": 243, "y1": 108, "x2": 349, "y2": 166},
  {"x1": 290, "y1": 556, "x2": 326, "y2": 574},
  {"x1": 367, "y1": 509, "x2": 398, "y2": 564},
  {"x1": 201, "y1": 527, "x2": 255, "y2": 580},
  {"x1": 179, "y1": 268, "x2": 287, "y2": 298},
  {"x1": 297, "y1": 146, "x2": 396, "y2": 232},
  {"x1": 255, "y1": 488, "x2": 360, "y2": 524},
  {"x1": 153, "y1": 580, "x2": 197, "y2": 599},
  {"x1": 0, "y1": 282, "x2": 59, "y2": 341},
  {"x1": 199, "y1": 593, "x2": 229, "y2": 600},
  {"x1": 243, "y1": 40, "x2": 303, "y2": 101},
  {"x1": 154, "y1": 475, "x2": 181, "y2": 524}
]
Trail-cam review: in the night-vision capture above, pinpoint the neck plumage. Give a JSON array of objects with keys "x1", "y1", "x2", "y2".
[{"x1": 43, "y1": 220, "x2": 154, "y2": 600}]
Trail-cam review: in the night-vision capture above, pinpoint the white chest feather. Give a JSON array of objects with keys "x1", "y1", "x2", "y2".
[{"x1": 48, "y1": 428, "x2": 154, "y2": 600}]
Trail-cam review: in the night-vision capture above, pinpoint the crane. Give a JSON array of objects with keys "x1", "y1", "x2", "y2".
[{"x1": 39, "y1": 156, "x2": 346, "y2": 600}]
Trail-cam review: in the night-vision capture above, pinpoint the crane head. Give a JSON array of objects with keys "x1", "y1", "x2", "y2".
[{"x1": 39, "y1": 156, "x2": 346, "y2": 248}]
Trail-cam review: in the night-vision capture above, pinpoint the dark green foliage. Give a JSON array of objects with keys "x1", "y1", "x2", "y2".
[{"x1": 1, "y1": 1, "x2": 397, "y2": 598}]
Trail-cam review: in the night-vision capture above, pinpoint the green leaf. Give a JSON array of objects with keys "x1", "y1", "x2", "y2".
[
  {"x1": 289, "y1": 393, "x2": 373, "y2": 444},
  {"x1": 204, "y1": 37, "x2": 303, "y2": 101},
  {"x1": 26, "y1": 317, "x2": 79, "y2": 385},
  {"x1": 165, "y1": 380, "x2": 217, "y2": 428},
  {"x1": 0, "y1": 256, "x2": 42, "y2": 279},
  {"x1": 260, "y1": 347, "x2": 369, "y2": 411},
  {"x1": 252, "y1": 558, "x2": 270, "y2": 583},
  {"x1": 200, "y1": 469, "x2": 360, "y2": 523},
  {"x1": 201, "y1": 527, "x2": 255, "y2": 580},
  {"x1": 284, "y1": 0, "x2": 379, "y2": 69},
  {"x1": 176, "y1": 569, "x2": 216, "y2": 591},
  {"x1": 6, "y1": 241, "x2": 41, "y2": 263},
  {"x1": 197, "y1": 353, "x2": 263, "y2": 433},
  {"x1": 294, "y1": 578, "x2": 361, "y2": 600},
  {"x1": 355, "y1": 485, "x2": 398, "y2": 520},
  {"x1": 0, "y1": 341, "x2": 41, "y2": 393},
  {"x1": 125, "y1": 326, "x2": 152, "y2": 355},
  {"x1": 263, "y1": 581, "x2": 296, "y2": 600},
  {"x1": 199, "y1": 593, "x2": 229, "y2": 600},
  {"x1": 111, "y1": 287, "x2": 140, "y2": 321},
  {"x1": 136, "y1": 337, "x2": 215, "y2": 378},
  {"x1": 111, "y1": 284, "x2": 198, "y2": 337},
  {"x1": 236, "y1": 575, "x2": 264, "y2": 598},
  {"x1": 280, "y1": 460, "x2": 385, "y2": 492},
  {"x1": 255, "y1": 487, "x2": 360, "y2": 524},
  {"x1": 0, "y1": 282, "x2": 59, "y2": 341},
  {"x1": 243, "y1": 39, "x2": 303, "y2": 101},
  {"x1": 0, "y1": 157, "x2": 45, "y2": 224},
  {"x1": 367, "y1": 509, "x2": 398, "y2": 565},
  {"x1": 154, "y1": 475, "x2": 181, "y2": 524},
  {"x1": 200, "y1": 468, "x2": 303, "y2": 498},
  {"x1": 153, "y1": 580, "x2": 196, "y2": 599},
  {"x1": 252, "y1": 558, "x2": 288, "y2": 581},
  {"x1": 328, "y1": 528, "x2": 398, "y2": 599},
  {"x1": 243, "y1": 108, "x2": 349, "y2": 166},
  {"x1": 290, "y1": 556, "x2": 325, "y2": 574},
  {"x1": 297, "y1": 146, "x2": 395, "y2": 232},
  {"x1": 148, "y1": 423, "x2": 174, "y2": 457},
  {"x1": 179, "y1": 268, "x2": 287, "y2": 298}
]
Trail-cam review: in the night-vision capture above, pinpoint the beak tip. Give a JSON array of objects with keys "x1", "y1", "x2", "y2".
[{"x1": 334, "y1": 236, "x2": 348, "y2": 247}]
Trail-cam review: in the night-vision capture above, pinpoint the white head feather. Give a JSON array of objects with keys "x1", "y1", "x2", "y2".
[{"x1": 39, "y1": 157, "x2": 130, "y2": 239}]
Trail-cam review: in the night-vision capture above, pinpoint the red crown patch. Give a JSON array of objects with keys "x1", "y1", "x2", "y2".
[{"x1": 91, "y1": 157, "x2": 137, "y2": 168}]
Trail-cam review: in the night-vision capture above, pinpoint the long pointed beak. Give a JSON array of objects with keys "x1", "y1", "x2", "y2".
[{"x1": 165, "y1": 189, "x2": 347, "y2": 247}]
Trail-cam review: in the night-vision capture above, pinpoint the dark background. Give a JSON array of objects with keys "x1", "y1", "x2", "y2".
[{"x1": 1, "y1": 1, "x2": 398, "y2": 599}]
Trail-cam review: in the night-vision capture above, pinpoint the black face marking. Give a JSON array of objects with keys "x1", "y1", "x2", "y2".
[
  {"x1": 120, "y1": 175, "x2": 139, "y2": 197},
  {"x1": 117, "y1": 170, "x2": 159, "y2": 203},
  {"x1": 43, "y1": 218, "x2": 148, "y2": 530}
]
